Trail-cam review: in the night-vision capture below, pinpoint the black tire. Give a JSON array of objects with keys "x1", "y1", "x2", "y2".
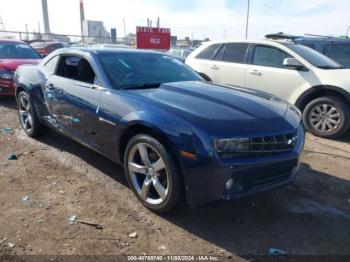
[
  {"x1": 17, "y1": 91, "x2": 48, "y2": 137},
  {"x1": 303, "y1": 96, "x2": 350, "y2": 138},
  {"x1": 124, "y1": 134, "x2": 183, "y2": 213}
]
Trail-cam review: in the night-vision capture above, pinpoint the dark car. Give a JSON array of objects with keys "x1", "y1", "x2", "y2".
[
  {"x1": 166, "y1": 47, "x2": 194, "y2": 62},
  {"x1": 266, "y1": 33, "x2": 350, "y2": 68},
  {"x1": 14, "y1": 48, "x2": 305, "y2": 212},
  {"x1": 30, "y1": 41, "x2": 68, "y2": 57},
  {"x1": 0, "y1": 39, "x2": 41, "y2": 96}
]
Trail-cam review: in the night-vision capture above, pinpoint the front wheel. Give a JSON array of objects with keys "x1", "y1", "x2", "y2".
[
  {"x1": 303, "y1": 96, "x2": 350, "y2": 138},
  {"x1": 124, "y1": 134, "x2": 182, "y2": 213}
]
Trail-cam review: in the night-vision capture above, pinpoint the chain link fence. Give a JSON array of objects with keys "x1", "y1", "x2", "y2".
[{"x1": 0, "y1": 30, "x2": 135, "y2": 47}]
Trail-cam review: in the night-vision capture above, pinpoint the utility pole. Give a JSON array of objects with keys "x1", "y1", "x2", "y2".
[
  {"x1": 123, "y1": 18, "x2": 127, "y2": 38},
  {"x1": 41, "y1": 0, "x2": 51, "y2": 34},
  {"x1": 245, "y1": 0, "x2": 250, "y2": 39},
  {"x1": 25, "y1": 24, "x2": 29, "y2": 40},
  {"x1": 0, "y1": 15, "x2": 5, "y2": 31}
]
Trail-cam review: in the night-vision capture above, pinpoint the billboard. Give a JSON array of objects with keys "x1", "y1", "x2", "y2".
[{"x1": 136, "y1": 26, "x2": 171, "y2": 50}]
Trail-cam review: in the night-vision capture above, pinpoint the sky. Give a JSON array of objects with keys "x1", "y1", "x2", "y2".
[{"x1": 0, "y1": 0, "x2": 350, "y2": 40}]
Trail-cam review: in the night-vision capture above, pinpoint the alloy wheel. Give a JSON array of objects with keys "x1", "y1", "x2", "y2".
[
  {"x1": 309, "y1": 103, "x2": 341, "y2": 133},
  {"x1": 127, "y1": 142, "x2": 169, "y2": 205},
  {"x1": 18, "y1": 94, "x2": 34, "y2": 133}
]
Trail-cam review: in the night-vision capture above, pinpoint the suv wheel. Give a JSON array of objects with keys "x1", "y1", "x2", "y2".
[
  {"x1": 303, "y1": 96, "x2": 350, "y2": 138},
  {"x1": 124, "y1": 134, "x2": 182, "y2": 213}
]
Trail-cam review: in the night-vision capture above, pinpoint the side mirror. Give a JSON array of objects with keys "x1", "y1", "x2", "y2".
[{"x1": 283, "y1": 58, "x2": 304, "y2": 69}]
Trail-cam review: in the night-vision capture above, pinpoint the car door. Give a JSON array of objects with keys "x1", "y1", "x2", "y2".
[
  {"x1": 209, "y1": 43, "x2": 249, "y2": 87},
  {"x1": 245, "y1": 44, "x2": 307, "y2": 100},
  {"x1": 44, "y1": 55, "x2": 103, "y2": 149},
  {"x1": 190, "y1": 43, "x2": 223, "y2": 81}
]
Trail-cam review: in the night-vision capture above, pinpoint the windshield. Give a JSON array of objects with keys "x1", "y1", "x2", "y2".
[
  {"x1": 0, "y1": 43, "x2": 41, "y2": 59},
  {"x1": 98, "y1": 52, "x2": 203, "y2": 89},
  {"x1": 284, "y1": 43, "x2": 343, "y2": 69}
]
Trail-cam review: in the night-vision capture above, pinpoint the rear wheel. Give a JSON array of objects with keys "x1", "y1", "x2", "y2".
[
  {"x1": 124, "y1": 134, "x2": 182, "y2": 213},
  {"x1": 17, "y1": 91, "x2": 48, "y2": 137},
  {"x1": 303, "y1": 96, "x2": 350, "y2": 138}
]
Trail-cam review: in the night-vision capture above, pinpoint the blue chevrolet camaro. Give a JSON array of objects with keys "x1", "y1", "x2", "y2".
[{"x1": 14, "y1": 48, "x2": 305, "y2": 212}]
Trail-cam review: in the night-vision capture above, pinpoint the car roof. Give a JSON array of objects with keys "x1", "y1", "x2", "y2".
[
  {"x1": 55, "y1": 47, "x2": 163, "y2": 56},
  {"x1": 295, "y1": 38, "x2": 350, "y2": 43},
  {"x1": 30, "y1": 41, "x2": 64, "y2": 47},
  {"x1": 202, "y1": 39, "x2": 293, "y2": 46},
  {"x1": 0, "y1": 39, "x2": 28, "y2": 44}
]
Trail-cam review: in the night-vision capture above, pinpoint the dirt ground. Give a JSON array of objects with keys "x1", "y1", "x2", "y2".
[{"x1": 1, "y1": 96, "x2": 350, "y2": 260}]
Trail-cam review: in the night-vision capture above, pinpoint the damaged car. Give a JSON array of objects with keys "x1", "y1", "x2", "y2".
[{"x1": 14, "y1": 48, "x2": 305, "y2": 212}]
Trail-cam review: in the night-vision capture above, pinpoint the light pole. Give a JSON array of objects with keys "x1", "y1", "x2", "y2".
[
  {"x1": 346, "y1": 25, "x2": 350, "y2": 38},
  {"x1": 245, "y1": 0, "x2": 250, "y2": 39}
]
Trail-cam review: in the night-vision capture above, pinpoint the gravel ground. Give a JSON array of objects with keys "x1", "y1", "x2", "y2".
[{"x1": 1, "y1": 96, "x2": 350, "y2": 260}]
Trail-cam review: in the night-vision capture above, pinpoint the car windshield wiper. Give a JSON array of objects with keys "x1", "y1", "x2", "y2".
[{"x1": 123, "y1": 82, "x2": 162, "y2": 90}]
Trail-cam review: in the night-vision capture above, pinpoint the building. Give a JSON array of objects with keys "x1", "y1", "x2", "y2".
[
  {"x1": 82, "y1": 20, "x2": 110, "y2": 43},
  {"x1": 176, "y1": 37, "x2": 209, "y2": 47},
  {"x1": 170, "y1": 36, "x2": 177, "y2": 47}
]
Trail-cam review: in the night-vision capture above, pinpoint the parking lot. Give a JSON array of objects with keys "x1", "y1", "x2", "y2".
[{"x1": 1, "y1": 96, "x2": 350, "y2": 258}]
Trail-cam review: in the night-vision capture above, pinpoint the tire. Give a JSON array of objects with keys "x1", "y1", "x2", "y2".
[
  {"x1": 17, "y1": 91, "x2": 48, "y2": 137},
  {"x1": 303, "y1": 96, "x2": 350, "y2": 138},
  {"x1": 124, "y1": 134, "x2": 183, "y2": 213}
]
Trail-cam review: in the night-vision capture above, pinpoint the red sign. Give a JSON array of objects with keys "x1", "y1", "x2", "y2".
[{"x1": 136, "y1": 26, "x2": 171, "y2": 50}]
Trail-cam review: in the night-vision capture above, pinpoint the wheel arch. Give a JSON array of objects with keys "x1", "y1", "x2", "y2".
[
  {"x1": 15, "y1": 85, "x2": 26, "y2": 101},
  {"x1": 118, "y1": 123, "x2": 182, "y2": 169},
  {"x1": 295, "y1": 85, "x2": 350, "y2": 112},
  {"x1": 118, "y1": 123, "x2": 186, "y2": 201}
]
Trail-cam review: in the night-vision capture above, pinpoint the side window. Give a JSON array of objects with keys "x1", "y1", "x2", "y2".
[
  {"x1": 56, "y1": 55, "x2": 96, "y2": 84},
  {"x1": 253, "y1": 45, "x2": 292, "y2": 68},
  {"x1": 222, "y1": 43, "x2": 249, "y2": 63},
  {"x1": 196, "y1": 44, "x2": 223, "y2": 60},
  {"x1": 44, "y1": 55, "x2": 59, "y2": 74},
  {"x1": 328, "y1": 44, "x2": 350, "y2": 68}
]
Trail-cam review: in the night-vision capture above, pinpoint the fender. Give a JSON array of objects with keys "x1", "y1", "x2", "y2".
[
  {"x1": 117, "y1": 111, "x2": 194, "y2": 166},
  {"x1": 295, "y1": 85, "x2": 350, "y2": 110}
]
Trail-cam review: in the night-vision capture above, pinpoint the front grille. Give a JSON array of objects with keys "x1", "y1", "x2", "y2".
[{"x1": 221, "y1": 132, "x2": 297, "y2": 158}]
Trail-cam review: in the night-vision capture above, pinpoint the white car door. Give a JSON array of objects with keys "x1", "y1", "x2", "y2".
[
  {"x1": 186, "y1": 43, "x2": 223, "y2": 82},
  {"x1": 245, "y1": 45, "x2": 308, "y2": 101},
  {"x1": 209, "y1": 43, "x2": 249, "y2": 87}
]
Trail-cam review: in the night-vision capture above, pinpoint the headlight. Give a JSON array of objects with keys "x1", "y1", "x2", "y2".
[
  {"x1": 214, "y1": 138, "x2": 250, "y2": 153},
  {"x1": 0, "y1": 70, "x2": 14, "y2": 80}
]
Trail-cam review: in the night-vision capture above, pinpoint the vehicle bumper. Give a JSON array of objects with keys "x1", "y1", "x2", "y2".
[
  {"x1": 182, "y1": 126, "x2": 305, "y2": 205},
  {"x1": 0, "y1": 78, "x2": 15, "y2": 96}
]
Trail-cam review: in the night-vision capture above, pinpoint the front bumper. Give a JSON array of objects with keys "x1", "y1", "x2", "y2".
[
  {"x1": 182, "y1": 126, "x2": 305, "y2": 205},
  {"x1": 0, "y1": 78, "x2": 15, "y2": 96}
]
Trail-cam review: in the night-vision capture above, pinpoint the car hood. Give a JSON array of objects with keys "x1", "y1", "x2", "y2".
[
  {"x1": 0, "y1": 59, "x2": 41, "y2": 72},
  {"x1": 126, "y1": 81, "x2": 297, "y2": 136}
]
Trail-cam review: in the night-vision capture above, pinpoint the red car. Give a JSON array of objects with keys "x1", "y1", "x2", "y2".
[
  {"x1": 30, "y1": 41, "x2": 67, "y2": 57},
  {"x1": 0, "y1": 39, "x2": 41, "y2": 96}
]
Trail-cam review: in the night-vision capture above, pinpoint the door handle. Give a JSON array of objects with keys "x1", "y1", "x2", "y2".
[
  {"x1": 249, "y1": 70, "x2": 262, "y2": 76},
  {"x1": 210, "y1": 65, "x2": 219, "y2": 70},
  {"x1": 91, "y1": 85, "x2": 104, "y2": 91}
]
